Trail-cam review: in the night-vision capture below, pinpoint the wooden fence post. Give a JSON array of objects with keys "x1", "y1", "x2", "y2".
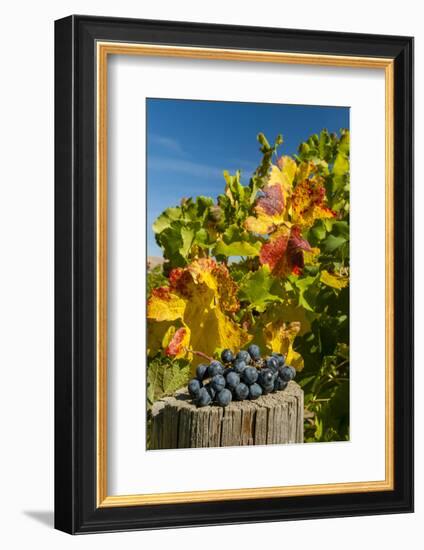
[{"x1": 150, "y1": 381, "x2": 303, "y2": 449}]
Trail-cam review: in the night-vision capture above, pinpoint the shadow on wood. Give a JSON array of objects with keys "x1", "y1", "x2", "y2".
[{"x1": 150, "y1": 381, "x2": 303, "y2": 449}]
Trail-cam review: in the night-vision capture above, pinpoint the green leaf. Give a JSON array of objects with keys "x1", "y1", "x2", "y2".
[
  {"x1": 223, "y1": 170, "x2": 245, "y2": 203},
  {"x1": 311, "y1": 220, "x2": 327, "y2": 241},
  {"x1": 333, "y1": 152, "x2": 349, "y2": 177},
  {"x1": 292, "y1": 275, "x2": 319, "y2": 312},
  {"x1": 152, "y1": 207, "x2": 181, "y2": 234},
  {"x1": 238, "y1": 266, "x2": 281, "y2": 310},
  {"x1": 322, "y1": 234, "x2": 347, "y2": 253},
  {"x1": 318, "y1": 129, "x2": 330, "y2": 159},
  {"x1": 195, "y1": 195, "x2": 214, "y2": 216},
  {"x1": 157, "y1": 225, "x2": 185, "y2": 266},
  {"x1": 147, "y1": 358, "x2": 191, "y2": 408},
  {"x1": 180, "y1": 227, "x2": 195, "y2": 257},
  {"x1": 213, "y1": 240, "x2": 260, "y2": 257},
  {"x1": 194, "y1": 228, "x2": 213, "y2": 248},
  {"x1": 338, "y1": 131, "x2": 350, "y2": 155},
  {"x1": 332, "y1": 221, "x2": 349, "y2": 239}
]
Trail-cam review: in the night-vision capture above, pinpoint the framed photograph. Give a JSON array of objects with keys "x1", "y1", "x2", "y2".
[{"x1": 54, "y1": 15, "x2": 413, "y2": 534}]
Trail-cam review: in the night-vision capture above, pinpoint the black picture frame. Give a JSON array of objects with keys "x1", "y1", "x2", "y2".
[{"x1": 55, "y1": 15, "x2": 414, "y2": 534}]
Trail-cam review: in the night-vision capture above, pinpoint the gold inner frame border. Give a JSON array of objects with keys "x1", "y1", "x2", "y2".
[{"x1": 96, "y1": 42, "x2": 394, "y2": 508}]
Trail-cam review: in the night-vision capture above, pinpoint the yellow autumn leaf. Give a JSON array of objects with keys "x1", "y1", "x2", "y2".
[
  {"x1": 244, "y1": 156, "x2": 296, "y2": 235},
  {"x1": 320, "y1": 269, "x2": 349, "y2": 289},
  {"x1": 147, "y1": 287, "x2": 186, "y2": 321},
  {"x1": 147, "y1": 320, "x2": 176, "y2": 357},
  {"x1": 252, "y1": 310, "x2": 304, "y2": 371},
  {"x1": 285, "y1": 348, "x2": 304, "y2": 372},
  {"x1": 276, "y1": 299, "x2": 314, "y2": 335},
  {"x1": 290, "y1": 175, "x2": 335, "y2": 228},
  {"x1": 295, "y1": 159, "x2": 328, "y2": 183},
  {"x1": 303, "y1": 247, "x2": 320, "y2": 265},
  {"x1": 147, "y1": 259, "x2": 250, "y2": 370},
  {"x1": 245, "y1": 213, "x2": 279, "y2": 235},
  {"x1": 273, "y1": 155, "x2": 297, "y2": 188},
  {"x1": 295, "y1": 160, "x2": 315, "y2": 182}
]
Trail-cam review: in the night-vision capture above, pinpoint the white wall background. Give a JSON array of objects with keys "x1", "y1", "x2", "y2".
[{"x1": 0, "y1": 1, "x2": 420, "y2": 548}]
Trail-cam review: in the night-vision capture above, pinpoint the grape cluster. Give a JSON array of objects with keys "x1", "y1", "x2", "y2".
[{"x1": 187, "y1": 345, "x2": 297, "y2": 408}]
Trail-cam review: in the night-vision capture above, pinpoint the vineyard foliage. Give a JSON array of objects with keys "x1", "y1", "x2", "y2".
[{"x1": 147, "y1": 129, "x2": 350, "y2": 442}]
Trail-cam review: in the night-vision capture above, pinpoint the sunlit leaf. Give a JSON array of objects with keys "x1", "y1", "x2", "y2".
[
  {"x1": 147, "y1": 287, "x2": 186, "y2": 322},
  {"x1": 259, "y1": 225, "x2": 313, "y2": 277},
  {"x1": 213, "y1": 240, "x2": 260, "y2": 257},
  {"x1": 290, "y1": 176, "x2": 336, "y2": 227},
  {"x1": 252, "y1": 312, "x2": 304, "y2": 371},
  {"x1": 147, "y1": 259, "x2": 250, "y2": 368},
  {"x1": 320, "y1": 270, "x2": 349, "y2": 289},
  {"x1": 333, "y1": 152, "x2": 349, "y2": 177},
  {"x1": 238, "y1": 265, "x2": 282, "y2": 311},
  {"x1": 152, "y1": 207, "x2": 182, "y2": 234},
  {"x1": 244, "y1": 156, "x2": 296, "y2": 235},
  {"x1": 163, "y1": 325, "x2": 191, "y2": 359}
]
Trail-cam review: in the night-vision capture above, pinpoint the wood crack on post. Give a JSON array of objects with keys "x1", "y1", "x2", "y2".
[{"x1": 150, "y1": 381, "x2": 304, "y2": 449}]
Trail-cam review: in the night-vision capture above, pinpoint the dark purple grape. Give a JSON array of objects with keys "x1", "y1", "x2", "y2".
[
  {"x1": 221, "y1": 349, "x2": 234, "y2": 364},
  {"x1": 188, "y1": 378, "x2": 202, "y2": 398},
  {"x1": 234, "y1": 383, "x2": 249, "y2": 401},
  {"x1": 248, "y1": 383, "x2": 262, "y2": 400},
  {"x1": 216, "y1": 388, "x2": 232, "y2": 407}
]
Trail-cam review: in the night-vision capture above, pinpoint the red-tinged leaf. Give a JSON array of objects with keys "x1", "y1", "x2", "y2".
[
  {"x1": 245, "y1": 157, "x2": 296, "y2": 235},
  {"x1": 256, "y1": 182, "x2": 285, "y2": 217},
  {"x1": 260, "y1": 226, "x2": 313, "y2": 277},
  {"x1": 260, "y1": 230, "x2": 290, "y2": 275},
  {"x1": 165, "y1": 327, "x2": 190, "y2": 358},
  {"x1": 147, "y1": 287, "x2": 186, "y2": 321},
  {"x1": 148, "y1": 259, "x2": 249, "y2": 367},
  {"x1": 290, "y1": 176, "x2": 336, "y2": 227}
]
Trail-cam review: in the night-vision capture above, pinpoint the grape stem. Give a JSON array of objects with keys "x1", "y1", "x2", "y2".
[{"x1": 184, "y1": 347, "x2": 214, "y2": 362}]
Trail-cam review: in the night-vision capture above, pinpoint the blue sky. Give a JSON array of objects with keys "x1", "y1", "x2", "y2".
[{"x1": 147, "y1": 98, "x2": 349, "y2": 257}]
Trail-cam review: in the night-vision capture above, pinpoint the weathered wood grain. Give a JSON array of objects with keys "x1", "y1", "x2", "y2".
[{"x1": 150, "y1": 381, "x2": 303, "y2": 449}]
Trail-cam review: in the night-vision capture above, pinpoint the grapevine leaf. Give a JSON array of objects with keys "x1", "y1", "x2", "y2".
[
  {"x1": 194, "y1": 228, "x2": 214, "y2": 248},
  {"x1": 244, "y1": 156, "x2": 295, "y2": 235},
  {"x1": 332, "y1": 220, "x2": 349, "y2": 238},
  {"x1": 310, "y1": 220, "x2": 327, "y2": 241},
  {"x1": 147, "y1": 287, "x2": 186, "y2": 321},
  {"x1": 252, "y1": 312, "x2": 304, "y2": 371},
  {"x1": 320, "y1": 270, "x2": 349, "y2": 289},
  {"x1": 290, "y1": 274, "x2": 320, "y2": 312},
  {"x1": 147, "y1": 259, "x2": 250, "y2": 368},
  {"x1": 165, "y1": 326, "x2": 191, "y2": 359},
  {"x1": 259, "y1": 225, "x2": 314, "y2": 277},
  {"x1": 275, "y1": 299, "x2": 314, "y2": 335},
  {"x1": 338, "y1": 130, "x2": 350, "y2": 155},
  {"x1": 147, "y1": 320, "x2": 176, "y2": 357},
  {"x1": 156, "y1": 225, "x2": 186, "y2": 266},
  {"x1": 180, "y1": 226, "x2": 195, "y2": 257},
  {"x1": 223, "y1": 170, "x2": 245, "y2": 204},
  {"x1": 238, "y1": 265, "x2": 282, "y2": 311},
  {"x1": 152, "y1": 207, "x2": 182, "y2": 234},
  {"x1": 290, "y1": 175, "x2": 336, "y2": 228},
  {"x1": 323, "y1": 234, "x2": 347, "y2": 253},
  {"x1": 213, "y1": 240, "x2": 260, "y2": 257},
  {"x1": 147, "y1": 357, "x2": 191, "y2": 408},
  {"x1": 271, "y1": 156, "x2": 297, "y2": 189},
  {"x1": 333, "y1": 152, "x2": 349, "y2": 177}
]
